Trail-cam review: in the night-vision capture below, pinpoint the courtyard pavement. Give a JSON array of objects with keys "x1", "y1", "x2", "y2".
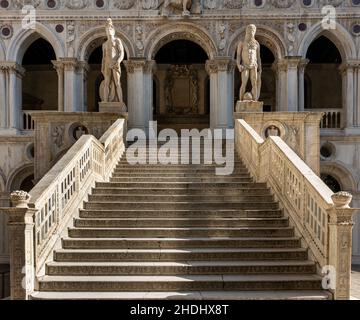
[{"x1": 351, "y1": 265, "x2": 360, "y2": 300}]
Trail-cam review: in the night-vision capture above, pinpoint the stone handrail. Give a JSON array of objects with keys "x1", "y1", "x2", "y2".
[
  {"x1": 235, "y1": 119, "x2": 357, "y2": 300},
  {"x1": 2, "y1": 118, "x2": 126, "y2": 299}
]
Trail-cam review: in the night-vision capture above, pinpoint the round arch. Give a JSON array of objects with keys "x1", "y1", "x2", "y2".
[
  {"x1": 298, "y1": 22, "x2": 356, "y2": 60},
  {"x1": 145, "y1": 23, "x2": 217, "y2": 60},
  {"x1": 6, "y1": 163, "x2": 34, "y2": 192},
  {"x1": 77, "y1": 26, "x2": 135, "y2": 61},
  {"x1": 320, "y1": 161, "x2": 356, "y2": 192},
  {"x1": 227, "y1": 25, "x2": 286, "y2": 60},
  {"x1": 7, "y1": 22, "x2": 65, "y2": 63}
]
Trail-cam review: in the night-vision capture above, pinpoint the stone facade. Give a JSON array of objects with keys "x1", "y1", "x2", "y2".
[{"x1": 0, "y1": 1, "x2": 360, "y2": 270}]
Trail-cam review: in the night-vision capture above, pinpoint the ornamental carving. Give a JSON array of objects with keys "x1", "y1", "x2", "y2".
[
  {"x1": 14, "y1": 0, "x2": 41, "y2": 8},
  {"x1": 271, "y1": 0, "x2": 296, "y2": 8},
  {"x1": 164, "y1": 65, "x2": 199, "y2": 115},
  {"x1": 114, "y1": 0, "x2": 136, "y2": 9},
  {"x1": 65, "y1": 0, "x2": 88, "y2": 9}
]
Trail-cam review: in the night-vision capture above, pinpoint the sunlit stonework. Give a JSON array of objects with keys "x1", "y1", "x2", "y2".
[{"x1": 0, "y1": 0, "x2": 359, "y2": 300}]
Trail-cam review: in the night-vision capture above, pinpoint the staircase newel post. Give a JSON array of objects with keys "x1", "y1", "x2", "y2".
[
  {"x1": 328, "y1": 192, "x2": 358, "y2": 300},
  {"x1": 6, "y1": 191, "x2": 36, "y2": 300}
]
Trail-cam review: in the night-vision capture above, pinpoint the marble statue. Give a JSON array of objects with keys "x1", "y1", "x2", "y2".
[
  {"x1": 100, "y1": 18, "x2": 125, "y2": 108},
  {"x1": 161, "y1": 0, "x2": 192, "y2": 17},
  {"x1": 236, "y1": 24, "x2": 262, "y2": 102}
]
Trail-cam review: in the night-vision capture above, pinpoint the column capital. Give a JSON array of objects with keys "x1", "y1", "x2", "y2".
[
  {"x1": 77, "y1": 60, "x2": 90, "y2": 76},
  {"x1": 339, "y1": 60, "x2": 360, "y2": 73},
  {"x1": 205, "y1": 58, "x2": 235, "y2": 74},
  {"x1": 284, "y1": 56, "x2": 303, "y2": 68},
  {"x1": 59, "y1": 57, "x2": 80, "y2": 72},
  {"x1": 124, "y1": 59, "x2": 156, "y2": 74},
  {"x1": 0, "y1": 61, "x2": 25, "y2": 77},
  {"x1": 299, "y1": 58, "x2": 310, "y2": 71}
]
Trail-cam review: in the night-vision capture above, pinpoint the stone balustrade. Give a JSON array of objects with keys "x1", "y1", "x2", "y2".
[
  {"x1": 235, "y1": 119, "x2": 357, "y2": 300},
  {"x1": 0, "y1": 118, "x2": 126, "y2": 299},
  {"x1": 309, "y1": 109, "x2": 343, "y2": 129}
]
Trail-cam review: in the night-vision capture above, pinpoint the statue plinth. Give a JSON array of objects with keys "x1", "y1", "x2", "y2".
[
  {"x1": 236, "y1": 100, "x2": 263, "y2": 113},
  {"x1": 99, "y1": 102, "x2": 127, "y2": 113}
]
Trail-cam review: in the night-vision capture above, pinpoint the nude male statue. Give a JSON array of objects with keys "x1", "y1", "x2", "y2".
[
  {"x1": 101, "y1": 18, "x2": 125, "y2": 104},
  {"x1": 236, "y1": 24, "x2": 262, "y2": 101}
]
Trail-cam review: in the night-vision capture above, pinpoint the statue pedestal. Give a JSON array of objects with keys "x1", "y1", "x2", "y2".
[
  {"x1": 236, "y1": 100, "x2": 264, "y2": 113},
  {"x1": 99, "y1": 102, "x2": 127, "y2": 113}
]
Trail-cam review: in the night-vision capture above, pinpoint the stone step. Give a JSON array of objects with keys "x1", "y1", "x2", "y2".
[
  {"x1": 113, "y1": 168, "x2": 249, "y2": 173},
  {"x1": 111, "y1": 173, "x2": 252, "y2": 178},
  {"x1": 86, "y1": 194, "x2": 275, "y2": 203},
  {"x1": 37, "y1": 274, "x2": 323, "y2": 292},
  {"x1": 54, "y1": 248, "x2": 305, "y2": 262},
  {"x1": 46, "y1": 260, "x2": 316, "y2": 276},
  {"x1": 73, "y1": 217, "x2": 289, "y2": 228},
  {"x1": 92, "y1": 187, "x2": 271, "y2": 196},
  {"x1": 68, "y1": 227, "x2": 293, "y2": 238},
  {"x1": 116, "y1": 163, "x2": 246, "y2": 168},
  {"x1": 95, "y1": 182, "x2": 268, "y2": 189},
  {"x1": 62, "y1": 237, "x2": 301, "y2": 249},
  {"x1": 109, "y1": 177, "x2": 254, "y2": 183},
  {"x1": 30, "y1": 290, "x2": 332, "y2": 300},
  {"x1": 79, "y1": 209, "x2": 283, "y2": 219},
  {"x1": 83, "y1": 201, "x2": 280, "y2": 210}
]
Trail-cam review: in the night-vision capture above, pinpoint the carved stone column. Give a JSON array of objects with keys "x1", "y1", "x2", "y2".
[
  {"x1": 0, "y1": 62, "x2": 26, "y2": 131},
  {"x1": 0, "y1": 63, "x2": 7, "y2": 129},
  {"x1": 60, "y1": 58, "x2": 80, "y2": 112},
  {"x1": 77, "y1": 61, "x2": 90, "y2": 112},
  {"x1": 2, "y1": 191, "x2": 36, "y2": 300},
  {"x1": 298, "y1": 59, "x2": 309, "y2": 112},
  {"x1": 205, "y1": 58, "x2": 235, "y2": 131},
  {"x1": 339, "y1": 61, "x2": 357, "y2": 131},
  {"x1": 275, "y1": 57, "x2": 302, "y2": 112},
  {"x1": 328, "y1": 192, "x2": 358, "y2": 300},
  {"x1": 124, "y1": 59, "x2": 156, "y2": 132},
  {"x1": 52, "y1": 60, "x2": 64, "y2": 112}
]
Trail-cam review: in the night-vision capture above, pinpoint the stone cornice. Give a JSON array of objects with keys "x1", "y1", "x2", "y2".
[{"x1": 0, "y1": 10, "x2": 359, "y2": 21}]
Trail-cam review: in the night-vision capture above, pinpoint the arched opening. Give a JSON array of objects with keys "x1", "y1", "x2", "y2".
[
  {"x1": 154, "y1": 39, "x2": 210, "y2": 132},
  {"x1": 86, "y1": 43, "x2": 128, "y2": 112},
  {"x1": 305, "y1": 36, "x2": 342, "y2": 110},
  {"x1": 234, "y1": 45, "x2": 276, "y2": 111},
  {"x1": 19, "y1": 174, "x2": 35, "y2": 192},
  {"x1": 22, "y1": 38, "x2": 58, "y2": 112},
  {"x1": 321, "y1": 173, "x2": 342, "y2": 193},
  {"x1": 7, "y1": 165, "x2": 35, "y2": 193}
]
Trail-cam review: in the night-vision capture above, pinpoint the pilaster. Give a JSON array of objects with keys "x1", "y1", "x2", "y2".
[
  {"x1": 328, "y1": 192, "x2": 358, "y2": 300},
  {"x1": 52, "y1": 60, "x2": 64, "y2": 112},
  {"x1": 298, "y1": 59, "x2": 309, "y2": 112},
  {"x1": 274, "y1": 56, "x2": 302, "y2": 112},
  {"x1": 205, "y1": 58, "x2": 235, "y2": 130},
  {"x1": 124, "y1": 59, "x2": 156, "y2": 132},
  {"x1": 0, "y1": 62, "x2": 25, "y2": 131},
  {"x1": 60, "y1": 58, "x2": 80, "y2": 112}
]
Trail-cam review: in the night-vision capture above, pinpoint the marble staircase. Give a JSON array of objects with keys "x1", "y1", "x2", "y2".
[{"x1": 31, "y1": 147, "x2": 331, "y2": 300}]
